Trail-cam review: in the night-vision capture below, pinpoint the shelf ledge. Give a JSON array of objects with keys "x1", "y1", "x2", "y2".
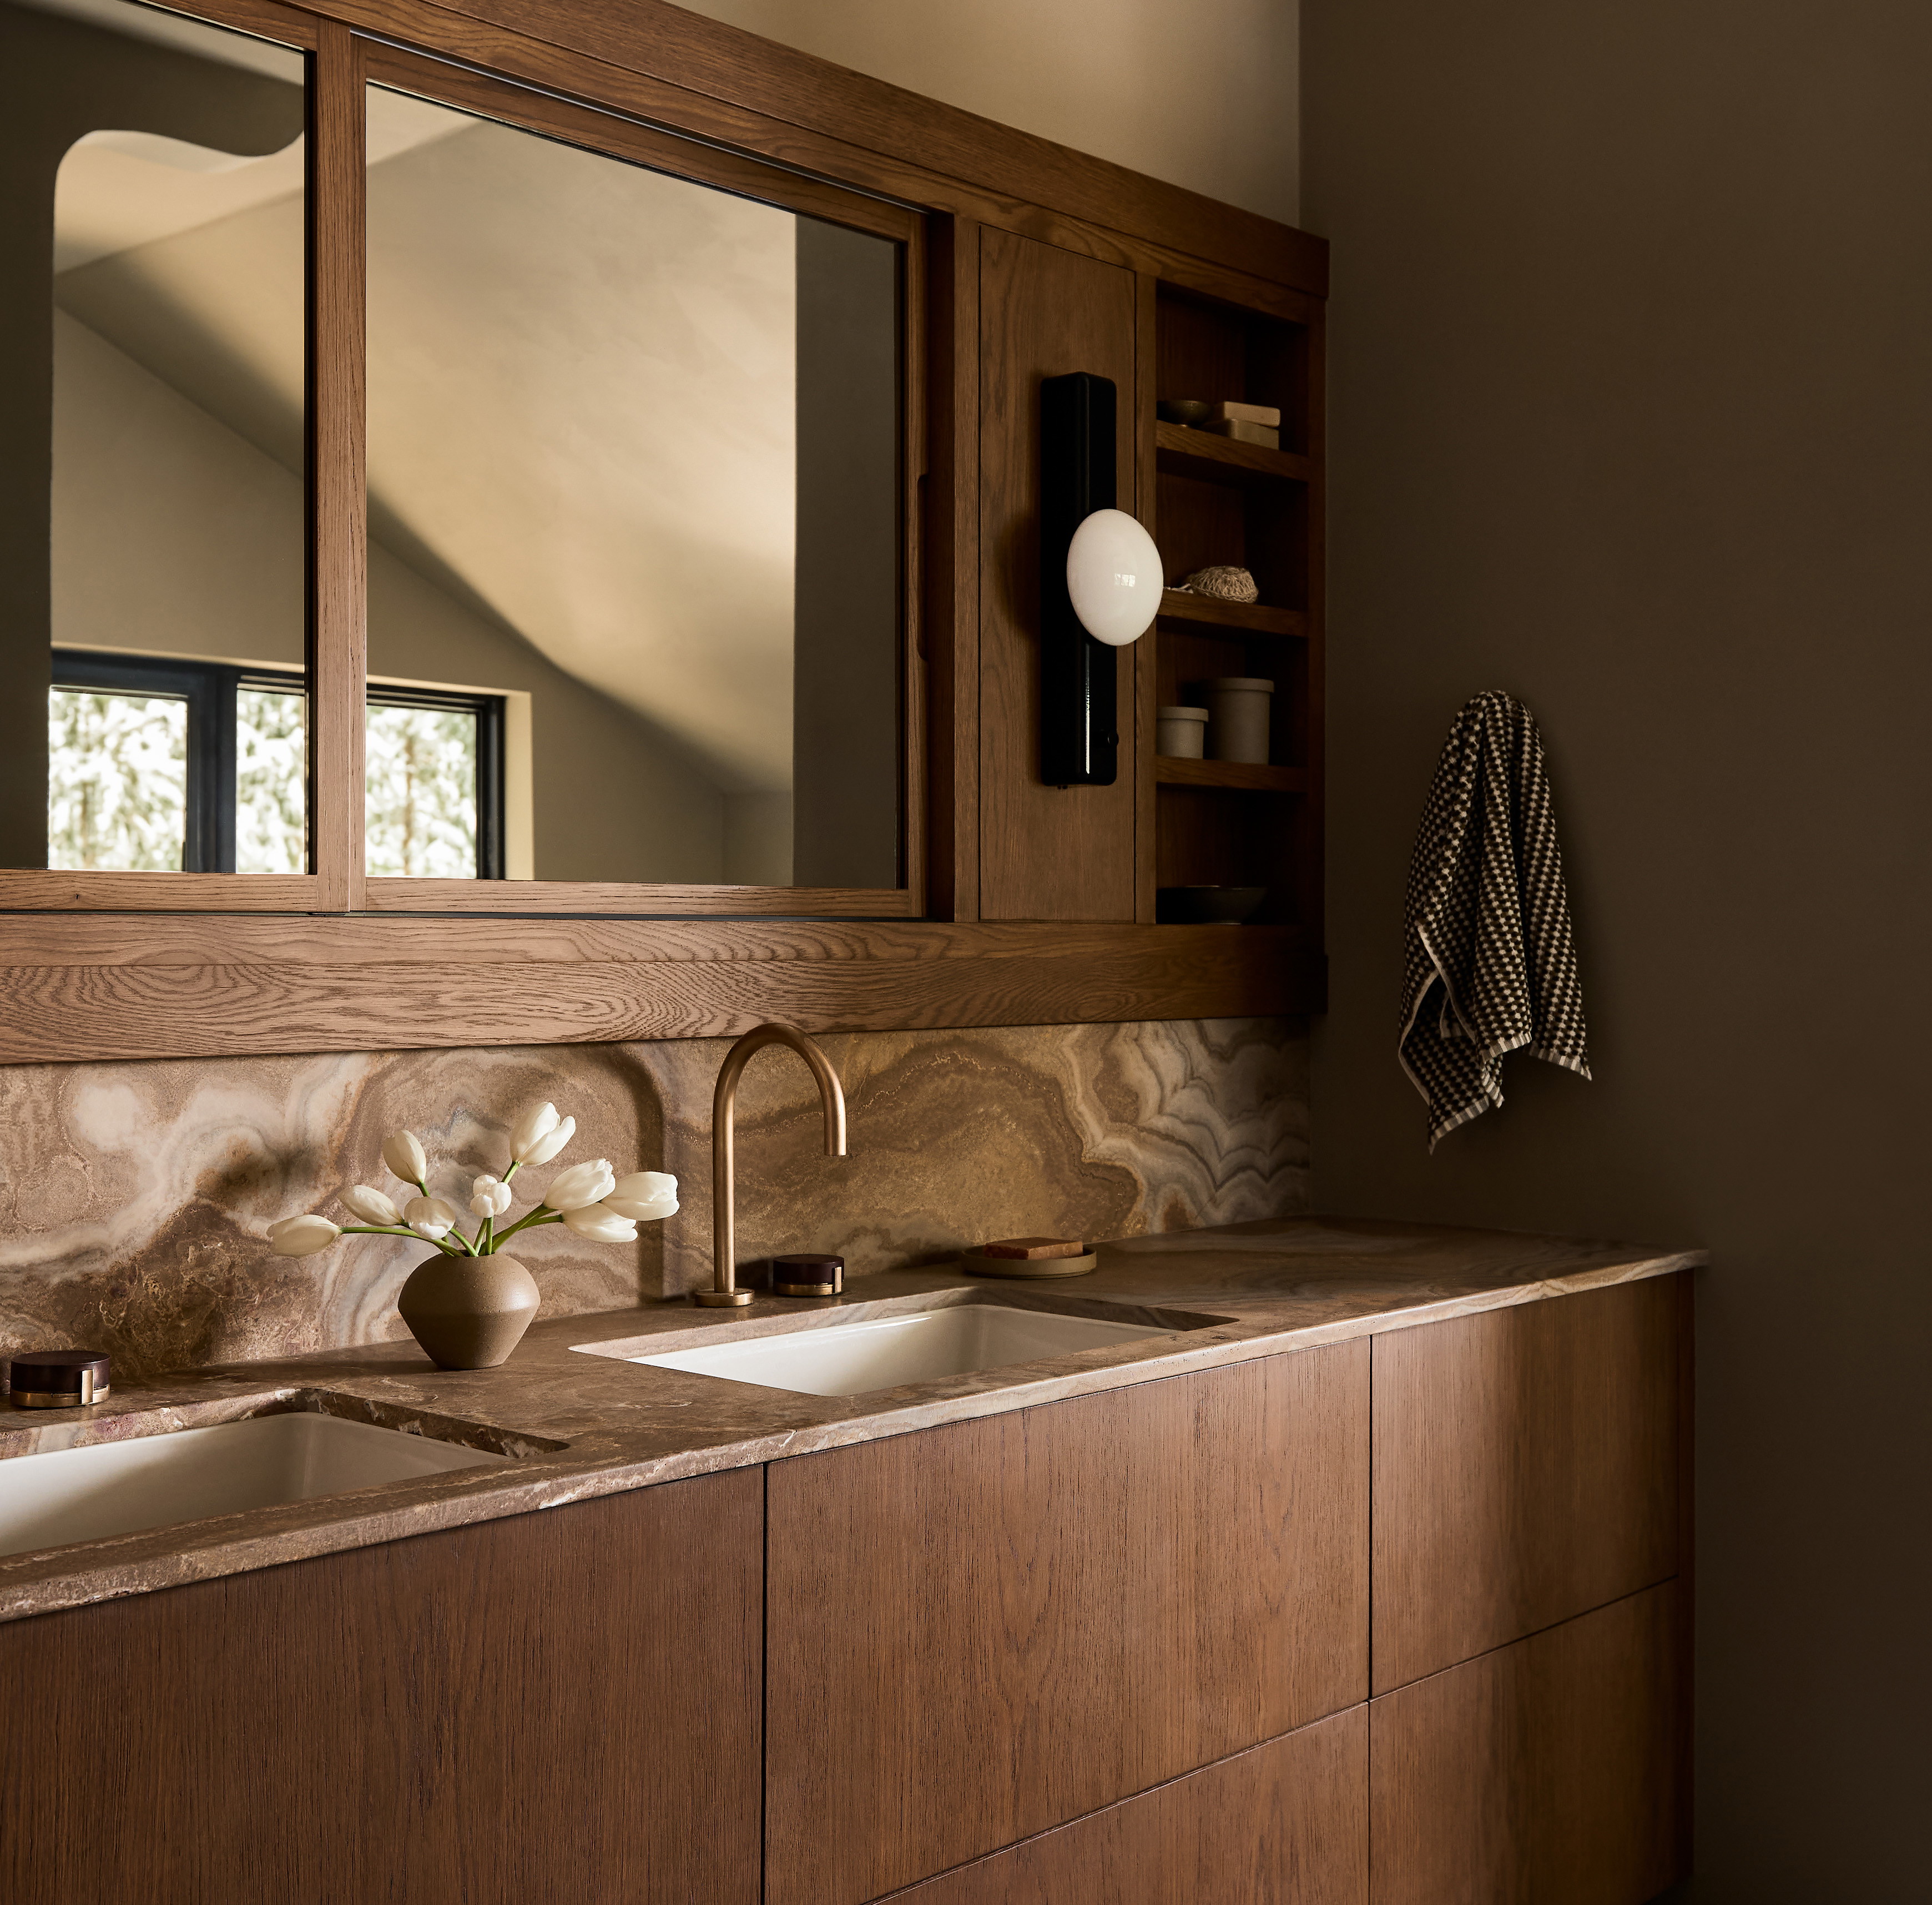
[{"x1": 1153, "y1": 758, "x2": 1309, "y2": 794}]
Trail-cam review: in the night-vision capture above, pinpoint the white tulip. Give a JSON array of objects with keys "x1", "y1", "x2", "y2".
[
  {"x1": 403, "y1": 1195, "x2": 459, "y2": 1241},
  {"x1": 338, "y1": 1185, "x2": 401, "y2": 1227},
  {"x1": 519, "y1": 1115, "x2": 576, "y2": 1168},
  {"x1": 562, "y1": 1205, "x2": 639, "y2": 1242},
  {"x1": 508, "y1": 1102, "x2": 561, "y2": 1165},
  {"x1": 602, "y1": 1171, "x2": 679, "y2": 1222},
  {"x1": 469, "y1": 1175, "x2": 513, "y2": 1219},
  {"x1": 542, "y1": 1158, "x2": 616, "y2": 1212},
  {"x1": 382, "y1": 1130, "x2": 428, "y2": 1186},
  {"x1": 268, "y1": 1213, "x2": 341, "y2": 1257}
]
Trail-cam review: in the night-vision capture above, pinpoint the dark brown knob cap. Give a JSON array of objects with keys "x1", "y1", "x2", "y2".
[
  {"x1": 8, "y1": 1349, "x2": 112, "y2": 1408},
  {"x1": 770, "y1": 1254, "x2": 844, "y2": 1297}
]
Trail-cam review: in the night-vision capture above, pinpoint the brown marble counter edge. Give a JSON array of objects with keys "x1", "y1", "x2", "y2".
[{"x1": 0, "y1": 1246, "x2": 1706, "y2": 1625}]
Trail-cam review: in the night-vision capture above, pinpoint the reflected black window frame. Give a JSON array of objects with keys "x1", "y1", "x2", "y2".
[
  {"x1": 363, "y1": 679, "x2": 506, "y2": 880},
  {"x1": 51, "y1": 651, "x2": 506, "y2": 877}
]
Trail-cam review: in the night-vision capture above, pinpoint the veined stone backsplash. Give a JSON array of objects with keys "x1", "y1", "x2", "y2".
[{"x1": 0, "y1": 1017, "x2": 1308, "y2": 1380}]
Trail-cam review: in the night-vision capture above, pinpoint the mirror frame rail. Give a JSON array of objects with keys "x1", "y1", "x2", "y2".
[{"x1": 0, "y1": 0, "x2": 1330, "y2": 1060}]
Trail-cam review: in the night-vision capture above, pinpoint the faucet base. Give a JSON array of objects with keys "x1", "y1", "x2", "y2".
[{"x1": 690, "y1": 1288, "x2": 756, "y2": 1307}]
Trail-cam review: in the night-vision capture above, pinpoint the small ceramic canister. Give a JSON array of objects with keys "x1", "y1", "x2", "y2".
[
  {"x1": 1155, "y1": 705, "x2": 1208, "y2": 758},
  {"x1": 1200, "y1": 677, "x2": 1274, "y2": 764}
]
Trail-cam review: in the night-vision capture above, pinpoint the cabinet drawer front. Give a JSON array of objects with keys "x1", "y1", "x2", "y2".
[
  {"x1": 765, "y1": 1341, "x2": 1370, "y2": 1905},
  {"x1": 886, "y1": 1706, "x2": 1368, "y2": 1905},
  {"x1": 1373, "y1": 1274, "x2": 1681, "y2": 1693},
  {"x1": 1370, "y1": 1583, "x2": 1686, "y2": 1905},
  {"x1": 0, "y1": 1471, "x2": 763, "y2": 1904}
]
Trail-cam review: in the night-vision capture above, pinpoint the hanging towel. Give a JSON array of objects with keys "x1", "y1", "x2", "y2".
[{"x1": 1399, "y1": 691, "x2": 1591, "y2": 1149}]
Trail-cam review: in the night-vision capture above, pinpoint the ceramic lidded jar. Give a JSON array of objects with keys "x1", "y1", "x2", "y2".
[{"x1": 396, "y1": 1254, "x2": 541, "y2": 1369}]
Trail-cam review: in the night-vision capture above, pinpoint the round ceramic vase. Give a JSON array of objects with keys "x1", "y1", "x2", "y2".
[{"x1": 396, "y1": 1253, "x2": 541, "y2": 1370}]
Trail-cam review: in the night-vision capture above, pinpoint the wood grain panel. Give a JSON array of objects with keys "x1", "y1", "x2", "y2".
[
  {"x1": 1370, "y1": 1584, "x2": 1686, "y2": 1905},
  {"x1": 925, "y1": 214, "x2": 981, "y2": 920},
  {"x1": 978, "y1": 227, "x2": 1138, "y2": 920},
  {"x1": 310, "y1": 23, "x2": 366, "y2": 913},
  {"x1": 889, "y1": 1707, "x2": 1368, "y2": 1905},
  {"x1": 0, "y1": 919, "x2": 1324, "y2": 1062},
  {"x1": 765, "y1": 1344, "x2": 1369, "y2": 1905},
  {"x1": 315, "y1": 0, "x2": 1326, "y2": 294},
  {"x1": 1372, "y1": 1276, "x2": 1681, "y2": 1694},
  {"x1": 0, "y1": 1471, "x2": 761, "y2": 1904}
]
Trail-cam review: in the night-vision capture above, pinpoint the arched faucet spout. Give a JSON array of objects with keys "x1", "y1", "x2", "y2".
[{"x1": 693, "y1": 1022, "x2": 848, "y2": 1308}]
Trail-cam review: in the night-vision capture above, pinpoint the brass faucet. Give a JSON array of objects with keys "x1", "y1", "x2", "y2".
[{"x1": 693, "y1": 1022, "x2": 848, "y2": 1307}]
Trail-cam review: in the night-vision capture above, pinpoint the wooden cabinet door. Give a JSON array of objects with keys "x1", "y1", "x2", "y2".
[
  {"x1": 887, "y1": 1705, "x2": 1368, "y2": 1905},
  {"x1": 0, "y1": 1471, "x2": 763, "y2": 1904},
  {"x1": 764, "y1": 1343, "x2": 1369, "y2": 1905},
  {"x1": 978, "y1": 225, "x2": 1139, "y2": 920},
  {"x1": 1370, "y1": 1583, "x2": 1687, "y2": 1905},
  {"x1": 1373, "y1": 1274, "x2": 1682, "y2": 1693}
]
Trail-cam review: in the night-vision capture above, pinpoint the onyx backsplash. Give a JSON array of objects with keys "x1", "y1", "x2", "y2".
[{"x1": 0, "y1": 1017, "x2": 1309, "y2": 1380}]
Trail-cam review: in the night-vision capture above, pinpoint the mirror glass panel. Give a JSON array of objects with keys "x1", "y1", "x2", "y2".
[
  {"x1": 364, "y1": 84, "x2": 902, "y2": 888},
  {"x1": 1, "y1": 0, "x2": 308, "y2": 872}
]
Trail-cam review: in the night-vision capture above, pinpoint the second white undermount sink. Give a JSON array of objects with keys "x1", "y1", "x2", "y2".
[
  {"x1": 622, "y1": 1301, "x2": 1178, "y2": 1398},
  {"x1": 0, "y1": 1412, "x2": 510, "y2": 1560}
]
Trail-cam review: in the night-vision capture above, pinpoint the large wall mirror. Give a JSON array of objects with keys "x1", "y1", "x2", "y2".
[
  {"x1": 0, "y1": 0, "x2": 916, "y2": 908},
  {"x1": 3, "y1": 0, "x2": 309, "y2": 878}
]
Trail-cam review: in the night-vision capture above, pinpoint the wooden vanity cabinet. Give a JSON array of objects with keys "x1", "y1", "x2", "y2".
[
  {"x1": 889, "y1": 1706, "x2": 1369, "y2": 1905},
  {"x1": 0, "y1": 1470, "x2": 763, "y2": 1905},
  {"x1": 1371, "y1": 1276, "x2": 1684, "y2": 1694},
  {"x1": 1370, "y1": 1584, "x2": 1684, "y2": 1905},
  {"x1": 763, "y1": 1342, "x2": 1371, "y2": 1905}
]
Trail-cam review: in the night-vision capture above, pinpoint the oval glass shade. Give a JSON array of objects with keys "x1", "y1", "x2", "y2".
[{"x1": 1065, "y1": 508, "x2": 1162, "y2": 647}]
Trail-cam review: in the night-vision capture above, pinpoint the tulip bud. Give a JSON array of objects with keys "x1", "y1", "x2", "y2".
[
  {"x1": 339, "y1": 1184, "x2": 401, "y2": 1227},
  {"x1": 542, "y1": 1158, "x2": 617, "y2": 1212},
  {"x1": 268, "y1": 1213, "x2": 341, "y2": 1257},
  {"x1": 382, "y1": 1130, "x2": 428, "y2": 1186},
  {"x1": 469, "y1": 1175, "x2": 513, "y2": 1219},
  {"x1": 518, "y1": 1115, "x2": 576, "y2": 1168},
  {"x1": 562, "y1": 1205, "x2": 639, "y2": 1243},
  {"x1": 602, "y1": 1171, "x2": 678, "y2": 1222},
  {"x1": 507, "y1": 1102, "x2": 561, "y2": 1165},
  {"x1": 403, "y1": 1195, "x2": 459, "y2": 1241}
]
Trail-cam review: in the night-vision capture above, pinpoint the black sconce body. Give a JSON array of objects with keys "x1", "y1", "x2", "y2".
[{"x1": 1040, "y1": 371, "x2": 1118, "y2": 787}]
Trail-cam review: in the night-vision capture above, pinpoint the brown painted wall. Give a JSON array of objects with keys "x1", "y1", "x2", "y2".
[{"x1": 1303, "y1": 2, "x2": 1931, "y2": 1897}]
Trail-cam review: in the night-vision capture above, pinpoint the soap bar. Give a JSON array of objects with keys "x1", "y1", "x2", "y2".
[
  {"x1": 980, "y1": 1236, "x2": 1086, "y2": 1261},
  {"x1": 1208, "y1": 399, "x2": 1282, "y2": 428},
  {"x1": 1202, "y1": 417, "x2": 1280, "y2": 449}
]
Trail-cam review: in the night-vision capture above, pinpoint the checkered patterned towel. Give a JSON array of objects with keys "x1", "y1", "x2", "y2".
[{"x1": 1399, "y1": 691, "x2": 1591, "y2": 1150}]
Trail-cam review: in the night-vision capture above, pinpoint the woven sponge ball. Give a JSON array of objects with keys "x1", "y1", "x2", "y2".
[{"x1": 1181, "y1": 565, "x2": 1259, "y2": 602}]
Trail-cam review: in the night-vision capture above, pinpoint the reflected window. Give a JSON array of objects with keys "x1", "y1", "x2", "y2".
[
  {"x1": 48, "y1": 649, "x2": 306, "y2": 871},
  {"x1": 365, "y1": 686, "x2": 506, "y2": 878}
]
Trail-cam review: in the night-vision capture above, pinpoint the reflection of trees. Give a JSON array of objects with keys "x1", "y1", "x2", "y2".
[
  {"x1": 236, "y1": 687, "x2": 306, "y2": 874},
  {"x1": 48, "y1": 689, "x2": 186, "y2": 870},
  {"x1": 365, "y1": 705, "x2": 476, "y2": 877}
]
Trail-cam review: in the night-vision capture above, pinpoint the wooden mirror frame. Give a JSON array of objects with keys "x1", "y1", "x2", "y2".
[{"x1": 1, "y1": 0, "x2": 1329, "y2": 1064}]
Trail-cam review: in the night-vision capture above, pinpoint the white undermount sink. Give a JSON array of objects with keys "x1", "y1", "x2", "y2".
[
  {"x1": 0, "y1": 1412, "x2": 508, "y2": 1560},
  {"x1": 622, "y1": 1301, "x2": 1175, "y2": 1398}
]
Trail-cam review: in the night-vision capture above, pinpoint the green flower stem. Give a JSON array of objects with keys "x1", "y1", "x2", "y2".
[
  {"x1": 341, "y1": 1222, "x2": 464, "y2": 1259},
  {"x1": 488, "y1": 1206, "x2": 566, "y2": 1251}
]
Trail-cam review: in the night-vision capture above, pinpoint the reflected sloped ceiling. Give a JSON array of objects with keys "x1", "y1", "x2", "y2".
[{"x1": 53, "y1": 81, "x2": 799, "y2": 793}]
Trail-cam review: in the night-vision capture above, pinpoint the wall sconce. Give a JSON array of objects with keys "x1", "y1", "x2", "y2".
[{"x1": 1040, "y1": 372, "x2": 1161, "y2": 786}]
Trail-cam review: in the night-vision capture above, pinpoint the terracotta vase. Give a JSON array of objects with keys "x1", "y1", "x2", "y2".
[{"x1": 396, "y1": 1253, "x2": 541, "y2": 1370}]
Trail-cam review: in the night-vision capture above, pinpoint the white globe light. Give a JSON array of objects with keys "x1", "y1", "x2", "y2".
[{"x1": 1066, "y1": 508, "x2": 1162, "y2": 647}]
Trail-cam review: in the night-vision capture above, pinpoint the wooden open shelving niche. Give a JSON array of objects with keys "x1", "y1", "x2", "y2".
[{"x1": 1142, "y1": 281, "x2": 1324, "y2": 936}]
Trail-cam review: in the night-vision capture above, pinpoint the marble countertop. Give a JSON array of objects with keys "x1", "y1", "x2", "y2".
[{"x1": 0, "y1": 1215, "x2": 1704, "y2": 1625}]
